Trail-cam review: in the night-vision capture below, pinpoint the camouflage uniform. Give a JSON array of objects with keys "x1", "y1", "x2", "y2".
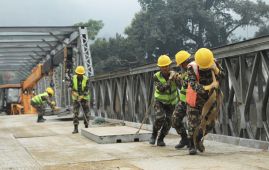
[
  {"x1": 171, "y1": 72, "x2": 189, "y2": 147},
  {"x1": 187, "y1": 62, "x2": 224, "y2": 152},
  {"x1": 31, "y1": 93, "x2": 54, "y2": 122},
  {"x1": 153, "y1": 101, "x2": 175, "y2": 141},
  {"x1": 73, "y1": 99, "x2": 90, "y2": 126},
  {"x1": 71, "y1": 75, "x2": 90, "y2": 127},
  {"x1": 172, "y1": 101, "x2": 187, "y2": 136},
  {"x1": 150, "y1": 71, "x2": 180, "y2": 146}
]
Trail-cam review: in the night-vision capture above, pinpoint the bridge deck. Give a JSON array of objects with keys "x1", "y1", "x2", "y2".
[{"x1": 0, "y1": 115, "x2": 268, "y2": 170}]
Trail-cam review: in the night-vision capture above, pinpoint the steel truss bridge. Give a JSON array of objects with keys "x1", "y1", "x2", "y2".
[
  {"x1": 0, "y1": 27, "x2": 269, "y2": 142},
  {"x1": 89, "y1": 36, "x2": 269, "y2": 142}
]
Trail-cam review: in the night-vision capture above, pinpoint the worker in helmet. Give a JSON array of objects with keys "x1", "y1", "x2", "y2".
[
  {"x1": 71, "y1": 66, "x2": 90, "y2": 134},
  {"x1": 31, "y1": 87, "x2": 56, "y2": 123},
  {"x1": 149, "y1": 55, "x2": 181, "y2": 146},
  {"x1": 186, "y1": 48, "x2": 224, "y2": 155},
  {"x1": 171, "y1": 50, "x2": 192, "y2": 149}
]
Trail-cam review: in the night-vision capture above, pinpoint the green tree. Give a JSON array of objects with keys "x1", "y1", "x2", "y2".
[
  {"x1": 91, "y1": 0, "x2": 269, "y2": 73},
  {"x1": 91, "y1": 34, "x2": 140, "y2": 73},
  {"x1": 74, "y1": 19, "x2": 104, "y2": 40},
  {"x1": 255, "y1": 24, "x2": 269, "y2": 37},
  {"x1": 125, "y1": 0, "x2": 269, "y2": 60}
]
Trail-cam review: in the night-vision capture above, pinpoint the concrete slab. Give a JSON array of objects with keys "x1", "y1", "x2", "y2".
[
  {"x1": 81, "y1": 126, "x2": 152, "y2": 144},
  {"x1": 43, "y1": 160, "x2": 142, "y2": 170},
  {"x1": 1, "y1": 115, "x2": 269, "y2": 170},
  {"x1": 26, "y1": 144, "x2": 116, "y2": 166},
  {"x1": 0, "y1": 134, "x2": 41, "y2": 169}
]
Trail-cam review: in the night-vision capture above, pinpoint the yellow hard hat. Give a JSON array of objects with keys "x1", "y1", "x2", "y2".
[
  {"x1": 175, "y1": 50, "x2": 191, "y2": 66},
  {"x1": 157, "y1": 55, "x2": 172, "y2": 67},
  {"x1": 194, "y1": 48, "x2": 214, "y2": 69},
  {"x1": 75, "y1": 66, "x2": 85, "y2": 75},
  {"x1": 46, "y1": 87, "x2": 54, "y2": 96}
]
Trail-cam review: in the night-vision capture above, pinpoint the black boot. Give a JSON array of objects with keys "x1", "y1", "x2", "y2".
[
  {"x1": 149, "y1": 132, "x2": 157, "y2": 145},
  {"x1": 189, "y1": 140, "x2": 197, "y2": 155},
  {"x1": 175, "y1": 135, "x2": 189, "y2": 149},
  {"x1": 157, "y1": 135, "x2": 166, "y2": 146},
  {"x1": 196, "y1": 131, "x2": 205, "y2": 152},
  {"x1": 40, "y1": 116, "x2": 46, "y2": 121},
  {"x1": 197, "y1": 140, "x2": 205, "y2": 152},
  {"x1": 72, "y1": 125, "x2": 78, "y2": 134},
  {"x1": 85, "y1": 124, "x2": 88, "y2": 128},
  {"x1": 37, "y1": 115, "x2": 45, "y2": 123}
]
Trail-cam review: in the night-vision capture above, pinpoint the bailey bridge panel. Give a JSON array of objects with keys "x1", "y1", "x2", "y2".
[{"x1": 90, "y1": 36, "x2": 269, "y2": 141}]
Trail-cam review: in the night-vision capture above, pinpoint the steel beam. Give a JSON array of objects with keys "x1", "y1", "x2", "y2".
[
  {"x1": 0, "y1": 51, "x2": 46, "y2": 56},
  {"x1": 49, "y1": 32, "x2": 68, "y2": 45},
  {"x1": 213, "y1": 36, "x2": 269, "y2": 58},
  {"x1": 0, "y1": 57, "x2": 34, "y2": 60},
  {"x1": 0, "y1": 47, "x2": 51, "y2": 53},
  {"x1": 50, "y1": 30, "x2": 79, "y2": 55},
  {"x1": 0, "y1": 32, "x2": 70, "y2": 36},
  {"x1": 0, "y1": 54, "x2": 43, "y2": 57},
  {"x1": 36, "y1": 45, "x2": 49, "y2": 52},
  {"x1": 0, "y1": 40, "x2": 61, "y2": 44},
  {"x1": 0, "y1": 41, "x2": 57, "y2": 47},
  {"x1": 0, "y1": 26, "x2": 80, "y2": 86},
  {"x1": 0, "y1": 26, "x2": 77, "y2": 33},
  {"x1": 0, "y1": 35, "x2": 65, "y2": 41},
  {"x1": 224, "y1": 58, "x2": 242, "y2": 102},
  {"x1": 244, "y1": 54, "x2": 260, "y2": 119},
  {"x1": 0, "y1": 60, "x2": 36, "y2": 63},
  {"x1": 79, "y1": 27, "x2": 94, "y2": 76}
]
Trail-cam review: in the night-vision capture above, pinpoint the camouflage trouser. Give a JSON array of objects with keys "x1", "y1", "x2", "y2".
[
  {"x1": 172, "y1": 101, "x2": 187, "y2": 136},
  {"x1": 187, "y1": 106, "x2": 202, "y2": 139},
  {"x1": 31, "y1": 101, "x2": 45, "y2": 118},
  {"x1": 152, "y1": 101, "x2": 175, "y2": 138},
  {"x1": 73, "y1": 99, "x2": 90, "y2": 126}
]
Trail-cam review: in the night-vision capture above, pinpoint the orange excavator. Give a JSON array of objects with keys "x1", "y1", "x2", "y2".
[
  {"x1": 0, "y1": 64, "x2": 43, "y2": 114},
  {"x1": 0, "y1": 47, "x2": 73, "y2": 115},
  {"x1": 20, "y1": 64, "x2": 43, "y2": 114}
]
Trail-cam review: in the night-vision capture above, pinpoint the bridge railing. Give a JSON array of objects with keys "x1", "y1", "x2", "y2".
[{"x1": 90, "y1": 35, "x2": 269, "y2": 142}]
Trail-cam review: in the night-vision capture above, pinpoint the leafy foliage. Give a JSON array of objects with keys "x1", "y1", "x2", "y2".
[
  {"x1": 255, "y1": 24, "x2": 269, "y2": 37},
  {"x1": 91, "y1": 34, "x2": 140, "y2": 74},
  {"x1": 74, "y1": 19, "x2": 104, "y2": 40},
  {"x1": 90, "y1": 0, "x2": 269, "y2": 74}
]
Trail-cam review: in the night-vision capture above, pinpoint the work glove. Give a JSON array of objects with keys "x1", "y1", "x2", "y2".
[
  {"x1": 173, "y1": 73, "x2": 182, "y2": 81},
  {"x1": 203, "y1": 81, "x2": 219, "y2": 91},
  {"x1": 169, "y1": 71, "x2": 176, "y2": 80},
  {"x1": 78, "y1": 96, "x2": 84, "y2": 101},
  {"x1": 51, "y1": 101, "x2": 56, "y2": 106},
  {"x1": 72, "y1": 91, "x2": 79, "y2": 97}
]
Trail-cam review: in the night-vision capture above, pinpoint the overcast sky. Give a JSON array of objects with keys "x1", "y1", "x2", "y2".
[
  {"x1": 0, "y1": 0, "x2": 268, "y2": 39},
  {"x1": 0, "y1": 0, "x2": 141, "y2": 38}
]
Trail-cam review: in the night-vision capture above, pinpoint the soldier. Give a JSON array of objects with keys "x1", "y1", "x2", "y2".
[
  {"x1": 149, "y1": 55, "x2": 180, "y2": 146},
  {"x1": 71, "y1": 66, "x2": 91, "y2": 134},
  {"x1": 171, "y1": 50, "x2": 192, "y2": 149},
  {"x1": 31, "y1": 87, "x2": 56, "y2": 123},
  {"x1": 186, "y1": 48, "x2": 224, "y2": 155}
]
